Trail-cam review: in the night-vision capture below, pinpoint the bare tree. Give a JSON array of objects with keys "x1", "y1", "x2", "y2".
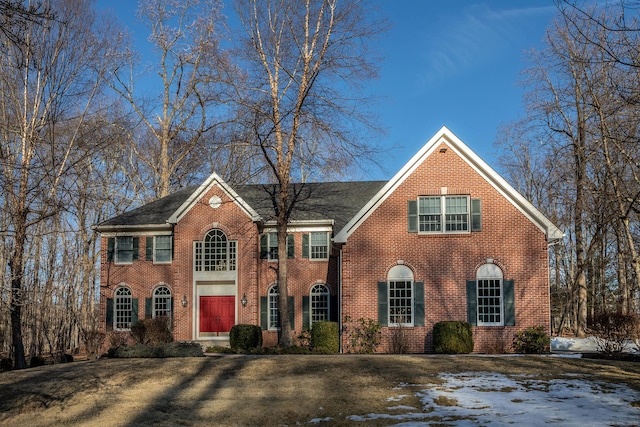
[
  {"x1": 110, "y1": 0, "x2": 233, "y2": 199},
  {"x1": 0, "y1": 0, "x2": 122, "y2": 368},
  {"x1": 232, "y1": 0, "x2": 386, "y2": 346}
]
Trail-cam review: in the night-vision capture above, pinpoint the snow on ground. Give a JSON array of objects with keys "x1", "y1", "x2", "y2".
[
  {"x1": 347, "y1": 372, "x2": 640, "y2": 426},
  {"x1": 309, "y1": 337, "x2": 640, "y2": 426},
  {"x1": 551, "y1": 336, "x2": 639, "y2": 353}
]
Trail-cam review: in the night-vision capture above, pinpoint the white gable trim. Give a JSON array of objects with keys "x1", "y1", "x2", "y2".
[
  {"x1": 167, "y1": 172, "x2": 261, "y2": 224},
  {"x1": 334, "y1": 126, "x2": 563, "y2": 243}
]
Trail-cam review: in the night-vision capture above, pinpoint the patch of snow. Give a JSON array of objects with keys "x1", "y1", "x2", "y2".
[
  {"x1": 309, "y1": 416, "x2": 332, "y2": 424},
  {"x1": 341, "y1": 372, "x2": 640, "y2": 427},
  {"x1": 551, "y1": 336, "x2": 639, "y2": 353}
]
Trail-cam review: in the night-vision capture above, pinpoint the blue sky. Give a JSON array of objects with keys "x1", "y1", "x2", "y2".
[{"x1": 96, "y1": 0, "x2": 558, "y2": 180}]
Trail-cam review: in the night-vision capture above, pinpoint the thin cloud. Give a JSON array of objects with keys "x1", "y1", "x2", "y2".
[{"x1": 420, "y1": 3, "x2": 556, "y2": 84}]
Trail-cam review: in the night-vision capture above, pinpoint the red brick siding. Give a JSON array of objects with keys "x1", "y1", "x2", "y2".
[{"x1": 340, "y1": 144, "x2": 551, "y2": 353}]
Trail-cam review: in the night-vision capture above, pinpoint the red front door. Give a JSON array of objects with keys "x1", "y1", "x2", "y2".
[{"x1": 200, "y1": 296, "x2": 235, "y2": 335}]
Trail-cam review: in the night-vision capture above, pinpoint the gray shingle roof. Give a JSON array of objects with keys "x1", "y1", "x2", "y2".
[{"x1": 96, "y1": 181, "x2": 387, "y2": 233}]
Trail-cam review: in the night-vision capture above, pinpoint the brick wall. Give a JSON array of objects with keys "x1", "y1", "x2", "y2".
[{"x1": 340, "y1": 143, "x2": 551, "y2": 353}]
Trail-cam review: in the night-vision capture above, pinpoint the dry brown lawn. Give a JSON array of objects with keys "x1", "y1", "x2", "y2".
[{"x1": 0, "y1": 354, "x2": 639, "y2": 426}]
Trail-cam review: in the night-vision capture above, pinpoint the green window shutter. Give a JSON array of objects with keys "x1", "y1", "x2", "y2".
[
  {"x1": 145, "y1": 297, "x2": 152, "y2": 319},
  {"x1": 302, "y1": 234, "x2": 309, "y2": 258},
  {"x1": 132, "y1": 237, "x2": 139, "y2": 261},
  {"x1": 289, "y1": 296, "x2": 295, "y2": 330},
  {"x1": 107, "y1": 238, "x2": 115, "y2": 262},
  {"x1": 106, "y1": 298, "x2": 114, "y2": 331},
  {"x1": 414, "y1": 281, "x2": 425, "y2": 327},
  {"x1": 260, "y1": 297, "x2": 268, "y2": 330},
  {"x1": 170, "y1": 234, "x2": 174, "y2": 261},
  {"x1": 260, "y1": 235, "x2": 268, "y2": 259},
  {"x1": 287, "y1": 234, "x2": 295, "y2": 258},
  {"x1": 377, "y1": 281, "x2": 388, "y2": 326},
  {"x1": 471, "y1": 199, "x2": 482, "y2": 232},
  {"x1": 131, "y1": 298, "x2": 139, "y2": 324},
  {"x1": 466, "y1": 280, "x2": 477, "y2": 326},
  {"x1": 302, "y1": 296, "x2": 310, "y2": 330},
  {"x1": 329, "y1": 294, "x2": 338, "y2": 322},
  {"x1": 146, "y1": 237, "x2": 154, "y2": 261},
  {"x1": 408, "y1": 200, "x2": 418, "y2": 233},
  {"x1": 503, "y1": 280, "x2": 515, "y2": 326}
]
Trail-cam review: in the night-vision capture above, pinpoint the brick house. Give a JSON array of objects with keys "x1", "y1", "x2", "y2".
[{"x1": 96, "y1": 126, "x2": 562, "y2": 353}]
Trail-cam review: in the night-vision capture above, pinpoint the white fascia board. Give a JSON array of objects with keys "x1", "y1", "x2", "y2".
[
  {"x1": 334, "y1": 127, "x2": 448, "y2": 243},
  {"x1": 444, "y1": 132, "x2": 564, "y2": 242},
  {"x1": 262, "y1": 219, "x2": 334, "y2": 233},
  {"x1": 334, "y1": 126, "x2": 563, "y2": 243},
  {"x1": 93, "y1": 224, "x2": 173, "y2": 234},
  {"x1": 167, "y1": 172, "x2": 261, "y2": 224}
]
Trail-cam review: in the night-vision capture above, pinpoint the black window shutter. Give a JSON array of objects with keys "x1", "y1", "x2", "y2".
[
  {"x1": 132, "y1": 298, "x2": 139, "y2": 324},
  {"x1": 146, "y1": 237, "x2": 154, "y2": 261},
  {"x1": 302, "y1": 234, "x2": 309, "y2": 258},
  {"x1": 504, "y1": 279, "x2": 515, "y2": 326},
  {"x1": 260, "y1": 235, "x2": 268, "y2": 259},
  {"x1": 132, "y1": 237, "x2": 139, "y2": 261},
  {"x1": 329, "y1": 294, "x2": 338, "y2": 322},
  {"x1": 106, "y1": 298, "x2": 114, "y2": 331},
  {"x1": 466, "y1": 280, "x2": 477, "y2": 326},
  {"x1": 289, "y1": 296, "x2": 295, "y2": 330},
  {"x1": 471, "y1": 199, "x2": 482, "y2": 231},
  {"x1": 377, "y1": 281, "x2": 388, "y2": 326},
  {"x1": 287, "y1": 234, "x2": 295, "y2": 258},
  {"x1": 145, "y1": 297, "x2": 153, "y2": 319},
  {"x1": 260, "y1": 296, "x2": 268, "y2": 330},
  {"x1": 107, "y1": 238, "x2": 115, "y2": 262},
  {"x1": 408, "y1": 200, "x2": 418, "y2": 233},
  {"x1": 302, "y1": 296, "x2": 310, "y2": 330},
  {"x1": 414, "y1": 281, "x2": 425, "y2": 327}
]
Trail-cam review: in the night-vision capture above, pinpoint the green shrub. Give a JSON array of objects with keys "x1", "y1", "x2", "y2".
[
  {"x1": 230, "y1": 324, "x2": 263, "y2": 351},
  {"x1": 311, "y1": 321, "x2": 339, "y2": 353},
  {"x1": 433, "y1": 321, "x2": 474, "y2": 354},
  {"x1": 1, "y1": 357, "x2": 13, "y2": 371},
  {"x1": 29, "y1": 355, "x2": 45, "y2": 367},
  {"x1": 512, "y1": 326, "x2": 550, "y2": 354},
  {"x1": 344, "y1": 316, "x2": 382, "y2": 354}
]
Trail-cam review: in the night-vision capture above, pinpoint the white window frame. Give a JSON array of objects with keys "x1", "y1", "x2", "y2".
[
  {"x1": 153, "y1": 285, "x2": 172, "y2": 319},
  {"x1": 418, "y1": 195, "x2": 470, "y2": 234},
  {"x1": 114, "y1": 286, "x2": 132, "y2": 331},
  {"x1": 310, "y1": 232, "x2": 329, "y2": 260},
  {"x1": 477, "y1": 264, "x2": 504, "y2": 326},
  {"x1": 310, "y1": 284, "x2": 330, "y2": 325},
  {"x1": 268, "y1": 285, "x2": 280, "y2": 330},
  {"x1": 387, "y1": 265, "x2": 414, "y2": 327},
  {"x1": 195, "y1": 229, "x2": 237, "y2": 272},
  {"x1": 115, "y1": 236, "x2": 134, "y2": 264},
  {"x1": 153, "y1": 235, "x2": 172, "y2": 264},
  {"x1": 266, "y1": 232, "x2": 279, "y2": 261}
]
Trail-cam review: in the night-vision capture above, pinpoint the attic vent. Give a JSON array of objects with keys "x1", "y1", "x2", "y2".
[{"x1": 209, "y1": 196, "x2": 222, "y2": 209}]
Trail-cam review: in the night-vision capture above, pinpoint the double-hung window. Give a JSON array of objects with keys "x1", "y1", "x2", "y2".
[
  {"x1": 146, "y1": 235, "x2": 172, "y2": 263},
  {"x1": 410, "y1": 195, "x2": 481, "y2": 234},
  {"x1": 389, "y1": 280, "x2": 413, "y2": 325},
  {"x1": 467, "y1": 263, "x2": 515, "y2": 327},
  {"x1": 153, "y1": 286, "x2": 172, "y2": 319},
  {"x1": 310, "y1": 232, "x2": 328, "y2": 259},
  {"x1": 268, "y1": 285, "x2": 280, "y2": 330},
  {"x1": 114, "y1": 287, "x2": 133, "y2": 330},
  {"x1": 260, "y1": 233, "x2": 294, "y2": 260},
  {"x1": 116, "y1": 237, "x2": 134, "y2": 263},
  {"x1": 310, "y1": 284, "x2": 330, "y2": 325}
]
